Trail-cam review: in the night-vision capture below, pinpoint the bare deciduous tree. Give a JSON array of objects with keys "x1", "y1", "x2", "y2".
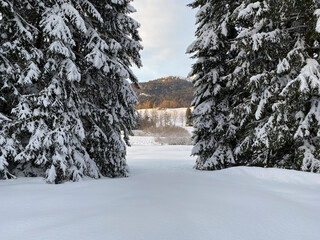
[
  {"x1": 172, "y1": 111, "x2": 178, "y2": 126},
  {"x1": 150, "y1": 108, "x2": 159, "y2": 127},
  {"x1": 163, "y1": 111, "x2": 171, "y2": 127},
  {"x1": 179, "y1": 111, "x2": 185, "y2": 126}
]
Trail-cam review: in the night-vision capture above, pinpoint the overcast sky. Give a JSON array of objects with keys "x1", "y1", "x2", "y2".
[{"x1": 131, "y1": 0, "x2": 197, "y2": 82}]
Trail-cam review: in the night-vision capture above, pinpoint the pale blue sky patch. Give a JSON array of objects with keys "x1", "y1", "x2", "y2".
[{"x1": 131, "y1": 0, "x2": 196, "y2": 82}]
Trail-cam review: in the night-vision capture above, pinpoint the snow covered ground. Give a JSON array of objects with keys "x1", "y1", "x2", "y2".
[
  {"x1": 1, "y1": 144, "x2": 320, "y2": 240},
  {"x1": 137, "y1": 107, "x2": 194, "y2": 128},
  {"x1": 128, "y1": 135, "x2": 159, "y2": 146}
]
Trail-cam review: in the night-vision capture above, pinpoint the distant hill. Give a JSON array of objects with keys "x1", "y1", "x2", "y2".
[{"x1": 133, "y1": 76, "x2": 194, "y2": 109}]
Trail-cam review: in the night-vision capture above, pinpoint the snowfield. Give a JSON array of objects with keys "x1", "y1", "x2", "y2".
[{"x1": 1, "y1": 144, "x2": 320, "y2": 240}]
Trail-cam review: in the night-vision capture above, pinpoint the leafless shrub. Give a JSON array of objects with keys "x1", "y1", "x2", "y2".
[
  {"x1": 143, "y1": 126, "x2": 192, "y2": 145},
  {"x1": 132, "y1": 130, "x2": 146, "y2": 136},
  {"x1": 155, "y1": 136, "x2": 192, "y2": 145}
]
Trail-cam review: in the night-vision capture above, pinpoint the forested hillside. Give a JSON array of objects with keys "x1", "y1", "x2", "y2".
[{"x1": 133, "y1": 76, "x2": 193, "y2": 109}]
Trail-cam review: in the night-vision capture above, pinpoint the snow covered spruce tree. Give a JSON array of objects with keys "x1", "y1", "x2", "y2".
[
  {"x1": 11, "y1": 1, "x2": 101, "y2": 183},
  {"x1": 2, "y1": 0, "x2": 142, "y2": 183},
  {"x1": 228, "y1": 0, "x2": 320, "y2": 172},
  {"x1": 0, "y1": 0, "x2": 41, "y2": 179},
  {"x1": 224, "y1": 1, "x2": 295, "y2": 167},
  {"x1": 189, "y1": 0, "x2": 320, "y2": 173},
  {"x1": 74, "y1": 0, "x2": 142, "y2": 178},
  {"x1": 268, "y1": 0, "x2": 320, "y2": 172},
  {"x1": 187, "y1": 0, "x2": 240, "y2": 170}
]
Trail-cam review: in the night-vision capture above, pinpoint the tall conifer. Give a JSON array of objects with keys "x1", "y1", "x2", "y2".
[
  {"x1": 1, "y1": 0, "x2": 142, "y2": 183},
  {"x1": 187, "y1": 0, "x2": 240, "y2": 170},
  {"x1": 0, "y1": 0, "x2": 40, "y2": 179},
  {"x1": 76, "y1": 0, "x2": 142, "y2": 177},
  {"x1": 189, "y1": 0, "x2": 320, "y2": 173}
]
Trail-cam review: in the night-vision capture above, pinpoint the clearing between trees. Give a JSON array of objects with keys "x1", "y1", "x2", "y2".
[{"x1": 1, "y1": 143, "x2": 319, "y2": 240}]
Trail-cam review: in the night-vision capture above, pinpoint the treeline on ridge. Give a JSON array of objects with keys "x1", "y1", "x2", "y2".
[{"x1": 132, "y1": 76, "x2": 193, "y2": 109}]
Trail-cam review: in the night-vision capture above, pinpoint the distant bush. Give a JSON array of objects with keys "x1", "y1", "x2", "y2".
[
  {"x1": 155, "y1": 136, "x2": 191, "y2": 145},
  {"x1": 143, "y1": 126, "x2": 192, "y2": 145},
  {"x1": 144, "y1": 126, "x2": 188, "y2": 137},
  {"x1": 132, "y1": 130, "x2": 145, "y2": 136}
]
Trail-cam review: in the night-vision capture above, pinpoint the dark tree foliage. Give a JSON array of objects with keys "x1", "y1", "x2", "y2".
[
  {"x1": 0, "y1": 0, "x2": 142, "y2": 183},
  {"x1": 189, "y1": 0, "x2": 320, "y2": 173}
]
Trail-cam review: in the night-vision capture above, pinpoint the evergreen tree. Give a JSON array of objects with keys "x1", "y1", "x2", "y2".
[
  {"x1": 144, "y1": 100, "x2": 153, "y2": 109},
  {"x1": 185, "y1": 107, "x2": 192, "y2": 126},
  {"x1": 268, "y1": 0, "x2": 320, "y2": 172},
  {"x1": 0, "y1": 0, "x2": 40, "y2": 179},
  {"x1": 226, "y1": 0, "x2": 293, "y2": 166},
  {"x1": 1, "y1": 0, "x2": 142, "y2": 183},
  {"x1": 189, "y1": 0, "x2": 320, "y2": 173},
  {"x1": 187, "y1": 0, "x2": 240, "y2": 170},
  {"x1": 12, "y1": 0, "x2": 102, "y2": 183},
  {"x1": 229, "y1": 0, "x2": 320, "y2": 172},
  {"x1": 75, "y1": 0, "x2": 142, "y2": 177}
]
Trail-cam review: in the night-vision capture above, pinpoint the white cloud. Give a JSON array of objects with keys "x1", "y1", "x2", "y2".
[
  {"x1": 131, "y1": 0, "x2": 196, "y2": 82},
  {"x1": 132, "y1": 0, "x2": 180, "y2": 48}
]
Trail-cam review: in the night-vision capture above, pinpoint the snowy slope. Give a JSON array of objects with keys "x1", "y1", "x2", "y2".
[{"x1": 1, "y1": 145, "x2": 320, "y2": 240}]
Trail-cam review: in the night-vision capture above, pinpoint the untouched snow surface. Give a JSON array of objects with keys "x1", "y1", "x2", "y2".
[
  {"x1": 1, "y1": 145, "x2": 320, "y2": 240},
  {"x1": 128, "y1": 135, "x2": 159, "y2": 146}
]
